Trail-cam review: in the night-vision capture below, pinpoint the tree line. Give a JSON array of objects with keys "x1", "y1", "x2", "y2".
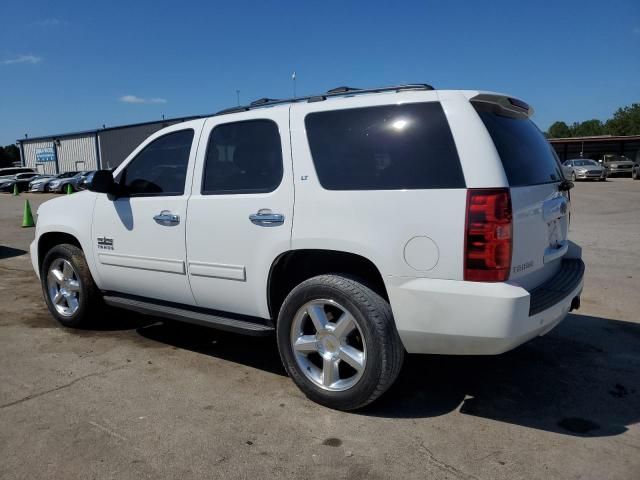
[
  {"x1": 0, "y1": 144, "x2": 20, "y2": 168},
  {"x1": 546, "y1": 103, "x2": 640, "y2": 138}
]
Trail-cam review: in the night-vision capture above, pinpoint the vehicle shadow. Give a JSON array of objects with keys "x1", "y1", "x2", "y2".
[
  {"x1": 0, "y1": 246, "x2": 28, "y2": 260},
  {"x1": 363, "y1": 313, "x2": 640, "y2": 437},
  {"x1": 136, "y1": 319, "x2": 286, "y2": 376},
  {"x1": 104, "y1": 310, "x2": 639, "y2": 438}
]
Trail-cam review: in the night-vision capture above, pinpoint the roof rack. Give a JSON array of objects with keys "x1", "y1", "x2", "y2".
[
  {"x1": 215, "y1": 83, "x2": 434, "y2": 116},
  {"x1": 250, "y1": 97, "x2": 281, "y2": 106},
  {"x1": 326, "y1": 86, "x2": 361, "y2": 94}
]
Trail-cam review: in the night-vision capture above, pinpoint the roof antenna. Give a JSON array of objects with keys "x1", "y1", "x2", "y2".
[{"x1": 292, "y1": 71, "x2": 296, "y2": 98}]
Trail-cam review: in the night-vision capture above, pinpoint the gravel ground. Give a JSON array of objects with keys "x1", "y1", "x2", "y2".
[{"x1": 0, "y1": 180, "x2": 639, "y2": 480}]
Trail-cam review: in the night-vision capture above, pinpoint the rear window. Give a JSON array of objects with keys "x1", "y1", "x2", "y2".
[
  {"x1": 473, "y1": 103, "x2": 563, "y2": 187},
  {"x1": 305, "y1": 102, "x2": 465, "y2": 190}
]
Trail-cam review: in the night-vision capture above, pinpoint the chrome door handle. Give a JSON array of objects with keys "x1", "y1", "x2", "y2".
[
  {"x1": 153, "y1": 210, "x2": 180, "y2": 226},
  {"x1": 249, "y1": 209, "x2": 285, "y2": 227}
]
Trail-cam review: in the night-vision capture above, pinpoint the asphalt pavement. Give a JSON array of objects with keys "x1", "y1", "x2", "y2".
[{"x1": 0, "y1": 180, "x2": 639, "y2": 479}]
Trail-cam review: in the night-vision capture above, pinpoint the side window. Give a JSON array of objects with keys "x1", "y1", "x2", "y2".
[
  {"x1": 305, "y1": 102, "x2": 465, "y2": 190},
  {"x1": 119, "y1": 129, "x2": 194, "y2": 196},
  {"x1": 202, "y1": 120, "x2": 283, "y2": 195}
]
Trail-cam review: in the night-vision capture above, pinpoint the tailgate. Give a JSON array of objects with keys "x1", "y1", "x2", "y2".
[
  {"x1": 510, "y1": 184, "x2": 569, "y2": 290},
  {"x1": 471, "y1": 95, "x2": 569, "y2": 291}
]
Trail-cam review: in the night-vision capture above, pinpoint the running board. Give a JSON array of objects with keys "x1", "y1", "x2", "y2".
[{"x1": 103, "y1": 294, "x2": 274, "y2": 336}]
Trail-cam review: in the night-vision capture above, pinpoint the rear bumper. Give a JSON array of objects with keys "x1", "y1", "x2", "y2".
[{"x1": 387, "y1": 258, "x2": 584, "y2": 355}]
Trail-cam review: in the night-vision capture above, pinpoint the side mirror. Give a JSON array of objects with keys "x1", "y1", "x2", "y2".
[{"x1": 88, "y1": 170, "x2": 117, "y2": 194}]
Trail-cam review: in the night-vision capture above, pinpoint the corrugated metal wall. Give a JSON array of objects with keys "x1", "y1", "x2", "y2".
[
  {"x1": 98, "y1": 123, "x2": 172, "y2": 169},
  {"x1": 22, "y1": 140, "x2": 58, "y2": 175},
  {"x1": 19, "y1": 117, "x2": 199, "y2": 174},
  {"x1": 57, "y1": 134, "x2": 98, "y2": 172}
]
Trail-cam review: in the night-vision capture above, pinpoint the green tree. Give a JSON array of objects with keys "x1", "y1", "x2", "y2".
[
  {"x1": 0, "y1": 145, "x2": 20, "y2": 168},
  {"x1": 571, "y1": 119, "x2": 605, "y2": 137},
  {"x1": 547, "y1": 121, "x2": 572, "y2": 138},
  {"x1": 604, "y1": 104, "x2": 640, "y2": 136}
]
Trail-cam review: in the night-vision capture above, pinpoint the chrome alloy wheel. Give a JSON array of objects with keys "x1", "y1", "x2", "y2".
[
  {"x1": 47, "y1": 259, "x2": 81, "y2": 317},
  {"x1": 290, "y1": 299, "x2": 366, "y2": 392}
]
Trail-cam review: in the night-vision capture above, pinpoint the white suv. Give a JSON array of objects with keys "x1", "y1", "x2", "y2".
[{"x1": 31, "y1": 85, "x2": 584, "y2": 410}]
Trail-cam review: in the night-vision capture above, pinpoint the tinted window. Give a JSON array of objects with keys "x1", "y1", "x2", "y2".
[
  {"x1": 473, "y1": 103, "x2": 563, "y2": 187},
  {"x1": 202, "y1": 120, "x2": 283, "y2": 194},
  {"x1": 119, "y1": 130, "x2": 194, "y2": 196},
  {"x1": 305, "y1": 102, "x2": 464, "y2": 190}
]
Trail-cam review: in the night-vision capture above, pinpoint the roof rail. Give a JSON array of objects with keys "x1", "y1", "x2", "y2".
[
  {"x1": 214, "y1": 83, "x2": 434, "y2": 116},
  {"x1": 250, "y1": 97, "x2": 281, "y2": 106},
  {"x1": 326, "y1": 86, "x2": 361, "y2": 94}
]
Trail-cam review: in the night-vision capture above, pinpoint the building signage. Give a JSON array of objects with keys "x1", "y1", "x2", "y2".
[{"x1": 36, "y1": 147, "x2": 56, "y2": 162}]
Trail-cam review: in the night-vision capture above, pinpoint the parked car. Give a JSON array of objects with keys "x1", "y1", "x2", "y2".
[
  {"x1": 47, "y1": 171, "x2": 88, "y2": 193},
  {"x1": 76, "y1": 170, "x2": 97, "y2": 191},
  {"x1": 0, "y1": 167, "x2": 36, "y2": 177},
  {"x1": 31, "y1": 85, "x2": 584, "y2": 410},
  {"x1": 28, "y1": 171, "x2": 78, "y2": 192},
  {"x1": 0, "y1": 172, "x2": 40, "y2": 193},
  {"x1": 561, "y1": 159, "x2": 606, "y2": 181},
  {"x1": 602, "y1": 155, "x2": 634, "y2": 177}
]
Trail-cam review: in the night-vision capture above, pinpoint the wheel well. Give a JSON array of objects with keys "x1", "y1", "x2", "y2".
[
  {"x1": 38, "y1": 232, "x2": 82, "y2": 271},
  {"x1": 268, "y1": 249, "x2": 388, "y2": 320}
]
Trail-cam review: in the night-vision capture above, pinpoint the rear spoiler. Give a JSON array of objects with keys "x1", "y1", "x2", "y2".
[{"x1": 470, "y1": 93, "x2": 533, "y2": 119}]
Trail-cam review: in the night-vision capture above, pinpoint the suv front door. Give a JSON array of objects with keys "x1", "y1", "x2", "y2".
[
  {"x1": 92, "y1": 126, "x2": 200, "y2": 305},
  {"x1": 186, "y1": 110, "x2": 293, "y2": 318}
]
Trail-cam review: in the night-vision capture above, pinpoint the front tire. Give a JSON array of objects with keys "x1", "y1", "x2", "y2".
[
  {"x1": 41, "y1": 244, "x2": 103, "y2": 328},
  {"x1": 276, "y1": 274, "x2": 404, "y2": 410},
  {"x1": 571, "y1": 172, "x2": 577, "y2": 181}
]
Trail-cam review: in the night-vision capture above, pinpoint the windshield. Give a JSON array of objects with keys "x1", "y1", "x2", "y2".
[{"x1": 573, "y1": 160, "x2": 597, "y2": 166}]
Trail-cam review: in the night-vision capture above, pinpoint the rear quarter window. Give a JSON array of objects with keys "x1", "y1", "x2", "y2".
[
  {"x1": 305, "y1": 102, "x2": 465, "y2": 190},
  {"x1": 473, "y1": 102, "x2": 563, "y2": 187}
]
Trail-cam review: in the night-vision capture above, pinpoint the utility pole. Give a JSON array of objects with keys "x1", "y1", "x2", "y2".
[{"x1": 236, "y1": 90, "x2": 240, "y2": 106}]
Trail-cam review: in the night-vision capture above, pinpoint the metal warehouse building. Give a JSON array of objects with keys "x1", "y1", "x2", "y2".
[{"x1": 17, "y1": 116, "x2": 201, "y2": 175}]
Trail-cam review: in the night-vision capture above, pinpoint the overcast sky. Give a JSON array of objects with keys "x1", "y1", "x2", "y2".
[{"x1": 1, "y1": 0, "x2": 639, "y2": 145}]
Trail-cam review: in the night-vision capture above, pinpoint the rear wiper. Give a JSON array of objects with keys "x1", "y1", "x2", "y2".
[{"x1": 558, "y1": 179, "x2": 574, "y2": 191}]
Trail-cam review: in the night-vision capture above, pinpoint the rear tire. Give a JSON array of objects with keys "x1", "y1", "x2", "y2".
[
  {"x1": 571, "y1": 172, "x2": 576, "y2": 181},
  {"x1": 276, "y1": 274, "x2": 404, "y2": 410},
  {"x1": 41, "y1": 244, "x2": 103, "y2": 328},
  {"x1": 633, "y1": 167, "x2": 639, "y2": 180}
]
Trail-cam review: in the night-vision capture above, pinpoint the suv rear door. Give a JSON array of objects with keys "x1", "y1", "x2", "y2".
[
  {"x1": 185, "y1": 108, "x2": 293, "y2": 318},
  {"x1": 472, "y1": 96, "x2": 569, "y2": 290}
]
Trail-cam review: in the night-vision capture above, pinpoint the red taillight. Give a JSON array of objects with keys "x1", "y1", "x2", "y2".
[{"x1": 464, "y1": 188, "x2": 512, "y2": 282}]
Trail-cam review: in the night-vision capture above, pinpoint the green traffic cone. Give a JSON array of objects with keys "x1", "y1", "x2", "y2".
[
  {"x1": 22, "y1": 200, "x2": 35, "y2": 228},
  {"x1": 13, "y1": 183, "x2": 19, "y2": 196},
  {"x1": 65, "y1": 183, "x2": 73, "y2": 195}
]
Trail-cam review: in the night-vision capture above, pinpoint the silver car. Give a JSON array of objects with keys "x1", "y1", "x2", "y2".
[
  {"x1": 28, "y1": 171, "x2": 79, "y2": 192},
  {"x1": 562, "y1": 159, "x2": 606, "y2": 181},
  {"x1": 603, "y1": 156, "x2": 634, "y2": 177}
]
